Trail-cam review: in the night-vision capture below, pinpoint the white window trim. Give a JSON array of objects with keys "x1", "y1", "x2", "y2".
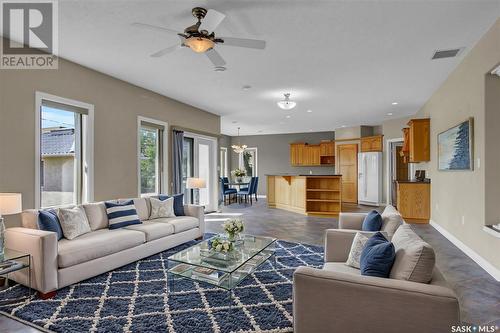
[
  {"x1": 137, "y1": 116, "x2": 168, "y2": 197},
  {"x1": 239, "y1": 147, "x2": 258, "y2": 177},
  {"x1": 35, "y1": 91, "x2": 95, "y2": 209},
  {"x1": 220, "y1": 147, "x2": 228, "y2": 177}
]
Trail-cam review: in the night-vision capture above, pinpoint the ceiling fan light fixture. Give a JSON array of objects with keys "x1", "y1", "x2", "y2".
[
  {"x1": 277, "y1": 93, "x2": 297, "y2": 110},
  {"x1": 184, "y1": 36, "x2": 214, "y2": 53}
]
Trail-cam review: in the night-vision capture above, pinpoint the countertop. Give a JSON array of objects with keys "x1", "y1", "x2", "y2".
[{"x1": 396, "y1": 179, "x2": 431, "y2": 184}]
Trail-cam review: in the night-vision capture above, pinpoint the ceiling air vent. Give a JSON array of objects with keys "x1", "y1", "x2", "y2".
[{"x1": 431, "y1": 48, "x2": 464, "y2": 60}]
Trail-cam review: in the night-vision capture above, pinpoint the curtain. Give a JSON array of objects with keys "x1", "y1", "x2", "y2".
[{"x1": 172, "y1": 130, "x2": 184, "y2": 194}]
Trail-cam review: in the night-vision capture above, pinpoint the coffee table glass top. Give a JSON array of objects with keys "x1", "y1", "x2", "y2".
[{"x1": 168, "y1": 234, "x2": 276, "y2": 274}]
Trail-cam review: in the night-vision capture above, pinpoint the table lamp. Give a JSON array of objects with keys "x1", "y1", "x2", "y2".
[
  {"x1": 0, "y1": 193, "x2": 22, "y2": 260},
  {"x1": 186, "y1": 178, "x2": 206, "y2": 205}
]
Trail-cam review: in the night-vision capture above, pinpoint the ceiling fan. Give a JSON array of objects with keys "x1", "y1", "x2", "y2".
[{"x1": 132, "y1": 7, "x2": 266, "y2": 68}]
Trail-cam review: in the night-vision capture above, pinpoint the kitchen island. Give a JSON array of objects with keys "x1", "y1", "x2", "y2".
[{"x1": 267, "y1": 175, "x2": 342, "y2": 217}]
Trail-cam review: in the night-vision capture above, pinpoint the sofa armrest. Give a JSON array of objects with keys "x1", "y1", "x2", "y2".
[
  {"x1": 293, "y1": 266, "x2": 460, "y2": 333},
  {"x1": 5, "y1": 227, "x2": 58, "y2": 293},
  {"x1": 183, "y1": 205, "x2": 205, "y2": 234},
  {"x1": 338, "y1": 212, "x2": 366, "y2": 230}
]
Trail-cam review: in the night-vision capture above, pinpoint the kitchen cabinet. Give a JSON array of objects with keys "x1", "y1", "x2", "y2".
[{"x1": 360, "y1": 135, "x2": 383, "y2": 152}]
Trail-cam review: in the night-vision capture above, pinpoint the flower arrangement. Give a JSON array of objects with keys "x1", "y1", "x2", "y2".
[
  {"x1": 231, "y1": 168, "x2": 246, "y2": 181},
  {"x1": 222, "y1": 218, "x2": 244, "y2": 241},
  {"x1": 210, "y1": 237, "x2": 234, "y2": 253}
]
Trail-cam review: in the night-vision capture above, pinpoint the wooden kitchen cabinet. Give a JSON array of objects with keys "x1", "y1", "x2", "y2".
[
  {"x1": 402, "y1": 119, "x2": 430, "y2": 163},
  {"x1": 320, "y1": 141, "x2": 335, "y2": 156},
  {"x1": 360, "y1": 135, "x2": 383, "y2": 152},
  {"x1": 290, "y1": 141, "x2": 334, "y2": 166},
  {"x1": 397, "y1": 182, "x2": 430, "y2": 223}
]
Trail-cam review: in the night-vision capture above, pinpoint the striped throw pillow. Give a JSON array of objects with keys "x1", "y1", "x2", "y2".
[{"x1": 105, "y1": 200, "x2": 142, "y2": 229}]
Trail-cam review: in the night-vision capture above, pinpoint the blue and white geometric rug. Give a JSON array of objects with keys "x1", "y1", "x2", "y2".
[{"x1": 0, "y1": 237, "x2": 324, "y2": 333}]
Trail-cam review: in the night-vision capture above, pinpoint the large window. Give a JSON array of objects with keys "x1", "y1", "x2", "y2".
[
  {"x1": 182, "y1": 137, "x2": 194, "y2": 203},
  {"x1": 138, "y1": 118, "x2": 167, "y2": 196},
  {"x1": 239, "y1": 148, "x2": 258, "y2": 177},
  {"x1": 220, "y1": 147, "x2": 228, "y2": 178},
  {"x1": 36, "y1": 92, "x2": 94, "y2": 208}
]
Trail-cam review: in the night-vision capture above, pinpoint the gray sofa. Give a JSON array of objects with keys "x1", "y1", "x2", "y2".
[
  {"x1": 5, "y1": 197, "x2": 204, "y2": 296},
  {"x1": 293, "y1": 206, "x2": 460, "y2": 333}
]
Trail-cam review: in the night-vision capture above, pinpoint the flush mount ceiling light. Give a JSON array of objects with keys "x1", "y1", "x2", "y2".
[
  {"x1": 391, "y1": 102, "x2": 398, "y2": 105},
  {"x1": 277, "y1": 93, "x2": 297, "y2": 110},
  {"x1": 231, "y1": 127, "x2": 247, "y2": 154}
]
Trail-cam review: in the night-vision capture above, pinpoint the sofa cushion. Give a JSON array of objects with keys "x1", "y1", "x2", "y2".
[
  {"x1": 360, "y1": 232, "x2": 395, "y2": 278},
  {"x1": 21, "y1": 209, "x2": 39, "y2": 229},
  {"x1": 346, "y1": 232, "x2": 370, "y2": 269},
  {"x1": 125, "y1": 221, "x2": 175, "y2": 241},
  {"x1": 105, "y1": 200, "x2": 142, "y2": 229},
  {"x1": 153, "y1": 216, "x2": 198, "y2": 233},
  {"x1": 119, "y1": 198, "x2": 150, "y2": 221},
  {"x1": 57, "y1": 207, "x2": 92, "y2": 240},
  {"x1": 82, "y1": 202, "x2": 109, "y2": 231},
  {"x1": 58, "y1": 229, "x2": 145, "y2": 268},
  {"x1": 149, "y1": 197, "x2": 175, "y2": 219},
  {"x1": 362, "y1": 210, "x2": 382, "y2": 231},
  {"x1": 38, "y1": 210, "x2": 63, "y2": 240},
  {"x1": 159, "y1": 194, "x2": 185, "y2": 216},
  {"x1": 381, "y1": 205, "x2": 403, "y2": 237},
  {"x1": 390, "y1": 224, "x2": 435, "y2": 283},
  {"x1": 323, "y1": 262, "x2": 361, "y2": 275}
]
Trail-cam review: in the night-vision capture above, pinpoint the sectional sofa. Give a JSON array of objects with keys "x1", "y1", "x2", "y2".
[{"x1": 4, "y1": 197, "x2": 204, "y2": 297}]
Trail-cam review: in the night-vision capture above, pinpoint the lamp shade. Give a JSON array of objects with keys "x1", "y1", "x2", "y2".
[
  {"x1": 0, "y1": 193, "x2": 22, "y2": 216},
  {"x1": 186, "y1": 178, "x2": 206, "y2": 189}
]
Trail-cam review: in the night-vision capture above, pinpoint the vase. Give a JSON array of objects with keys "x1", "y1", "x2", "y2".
[{"x1": 236, "y1": 177, "x2": 242, "y2": 183}]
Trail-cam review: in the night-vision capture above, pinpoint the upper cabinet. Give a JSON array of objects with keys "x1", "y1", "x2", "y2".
[
  {"x1": 402, "y1": 118, "x2": 430, "y2": 163},
  {"x1": 360, "y1": 135, "x2": 383, "y2": 152},
  {"x1": 290, "y1": 141, "x2": 335, "y2": 166}
]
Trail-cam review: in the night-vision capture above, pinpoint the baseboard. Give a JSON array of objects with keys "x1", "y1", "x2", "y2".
[{"x1": 430, "y1": 220, "x2": 500, "y2": 281}]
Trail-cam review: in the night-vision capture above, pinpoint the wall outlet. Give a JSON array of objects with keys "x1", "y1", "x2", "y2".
[{"x1": 461, "y1": 216, "x2": 465, "y2": 225}]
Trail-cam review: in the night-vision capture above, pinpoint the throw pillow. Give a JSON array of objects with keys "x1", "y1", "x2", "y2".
[
  {"x1": 360, "y1": 232, "x2": 396, "y2": 278},
  {"x1": 38, "y1": 209, "x2": 63, "y2": 240},
  {"x1": 105, "y1": 200, "x2": 142, "y2": 229},
  {"x1": 362, "y1": 210, "x2": 382, "y2": 231},
  {"x1": 159, "y1": 193, "x2": 185, "y2": 216},
  {"x1": 149, "y1": 197, "x2": 176, "y2": 219},
  {"x1": 346, "y1": 232, "x2": 370, "y2": 269},
  {"x1": 57, "y1": 207, "x2": 92, "y2": 240}
]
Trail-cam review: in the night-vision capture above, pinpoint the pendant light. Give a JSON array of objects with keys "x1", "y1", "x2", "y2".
[{"x1": 231, "y1": 127, "x2": 247, "y2": 154}]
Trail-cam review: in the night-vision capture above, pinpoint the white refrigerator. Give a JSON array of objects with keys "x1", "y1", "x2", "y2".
[{"x1": 358, "y1": 152, "x2": 383, "y2": 206}]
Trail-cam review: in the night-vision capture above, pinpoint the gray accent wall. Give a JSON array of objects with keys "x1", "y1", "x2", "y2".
[{"x1": 229, "y1": 132, "x2": 335, "y2": 195}]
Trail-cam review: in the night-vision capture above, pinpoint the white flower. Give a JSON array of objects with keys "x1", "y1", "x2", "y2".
[{"x1": 216, "y1": 244, "x2": 222, "y2": 252}]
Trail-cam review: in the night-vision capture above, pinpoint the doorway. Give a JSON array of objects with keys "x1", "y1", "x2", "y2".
[
  {"x1": 337, "y1": 144, "x2": 358, "y2": 204},
  {"x1": 387, "y1": 139, "x2": 412, "y2": 206},
  {"x1": 182, "y1": 132, "x2": 218, "y2": 212}
]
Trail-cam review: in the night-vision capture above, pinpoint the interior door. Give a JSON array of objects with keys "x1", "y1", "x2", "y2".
[{"x1": 337, "y1": 144, "x2": 358, "y2": 204}]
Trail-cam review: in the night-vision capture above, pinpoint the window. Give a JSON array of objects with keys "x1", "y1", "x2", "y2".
[
  {"x1": 36, "y1": 92, "x2": 94, "y2": 208},
  {"x1": 182, "y1": 137, "x2": 194, "y2": 203},
  {"x1": 220, "y1": 147, "x2": 228, "y2": 177},
  {"x1": 138, "y1": 117, "x2": 167, "y2": 196},
  {"x1": 239, "y1": 148, "x2": 258, "y2": 177}
]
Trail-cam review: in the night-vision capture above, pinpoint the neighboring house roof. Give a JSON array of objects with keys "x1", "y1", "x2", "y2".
[{"x1": 42, "y1": 128, "x2": 75, "y2": 156}]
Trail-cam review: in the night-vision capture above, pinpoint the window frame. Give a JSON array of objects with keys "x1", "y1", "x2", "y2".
[
  {"x1": 35, "y1": 91, "x2": 94, "y2": 209},
  {"x1": 220, "y1": 147, "x2": 228, "y2": 178},
  {"x1": 137, "y1": 116, "x2": 168, "y2": 197}
]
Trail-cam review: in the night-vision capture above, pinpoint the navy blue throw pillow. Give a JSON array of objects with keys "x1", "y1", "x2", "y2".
[
  {"x1": 38, "y1": 210, "x2": 63, "y2": 240},
  {"x1": 105, "y1": 200, "x2": 142, "y2": 229},
  {"x1": 159, "y1": 193, "x2": 185, "y2": 216},
  {"x1": 362, "y1": 210, "x2": 383, "y2": 231},
  {"x1": 360, "y1": 232, "x2": 395, "y2": 278}
]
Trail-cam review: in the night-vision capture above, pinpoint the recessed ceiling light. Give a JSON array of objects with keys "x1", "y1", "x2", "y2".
[
  {"x1": 391, "y1": 102, "x2": 398, "y2": 105},
  {"x1": 307, "y1": 109, "x2": 312, "y2": 113},
  {"x1": 242, "y1": 85, "x2": 252, "y2": 90},
  {"x1": 285, "y1": 115, "x2": 291, "y2": 119},
  {"x1": 387, "y1": 112, "x2": 393, "y2": 116},
  {"x1": 341, "y1": 125, "x2": 347, "y2": 128}
]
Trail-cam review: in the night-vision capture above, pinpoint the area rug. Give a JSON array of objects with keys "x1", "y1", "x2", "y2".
[{"x1": 0, "y1": 237, "x2": 324, "y2": 333}]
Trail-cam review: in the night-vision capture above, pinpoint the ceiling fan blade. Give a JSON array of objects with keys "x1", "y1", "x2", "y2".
[
  {"x1": 205, "y1": 48, "x2": 226, "y2": 67},
  {"x1": 199, "y1": 9, "x2": 226, "y2": 33},
  {"x1": 131, "y1": 22, "x2": 179, "y2": 35},
  {"x1": 219, "y1": 37, "x2": 266, "y2": 49},
  {"x1": 150, "y1": 45, "x2": 179, "y2": 57}
]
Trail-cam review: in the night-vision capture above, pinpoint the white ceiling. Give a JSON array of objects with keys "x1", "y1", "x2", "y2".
[{"x1": 56, "y1": 0, "x2": 499, "y2": 136}]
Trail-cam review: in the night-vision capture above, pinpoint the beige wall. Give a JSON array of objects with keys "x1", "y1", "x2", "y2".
[
  {"x1": 413, "y1": 19, "x2": 500, "y2": 270},
  {"x1": 0, "y1": 48, "x2": 220, "y2": 226}
]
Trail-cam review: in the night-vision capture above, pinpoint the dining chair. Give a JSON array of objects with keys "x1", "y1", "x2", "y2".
[
  {"x1": 237, "y1": 177, "x2": 257, "y2": 205},
  {"x1": 253, "y1": 177, "x2": 259, "y2": 201},
  {"x1": 220, "y1": 178, "x2": 237, "y2": 205}
]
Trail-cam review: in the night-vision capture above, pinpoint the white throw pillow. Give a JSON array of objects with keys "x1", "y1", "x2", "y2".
[
  {"x1": 149, "y1": 197, "x2": 176, "y2": 219},
  {"x1": 57, "y1": 206, "x2": 91, "y2": 240},
  {"x1": 346, "y1": 232, "x2": 370, "y2": 269}
]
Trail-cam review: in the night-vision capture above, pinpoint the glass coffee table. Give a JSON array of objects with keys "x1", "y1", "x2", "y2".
[{"x1": 167, "y1": 234, "x2": 276, "y2": 302}]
